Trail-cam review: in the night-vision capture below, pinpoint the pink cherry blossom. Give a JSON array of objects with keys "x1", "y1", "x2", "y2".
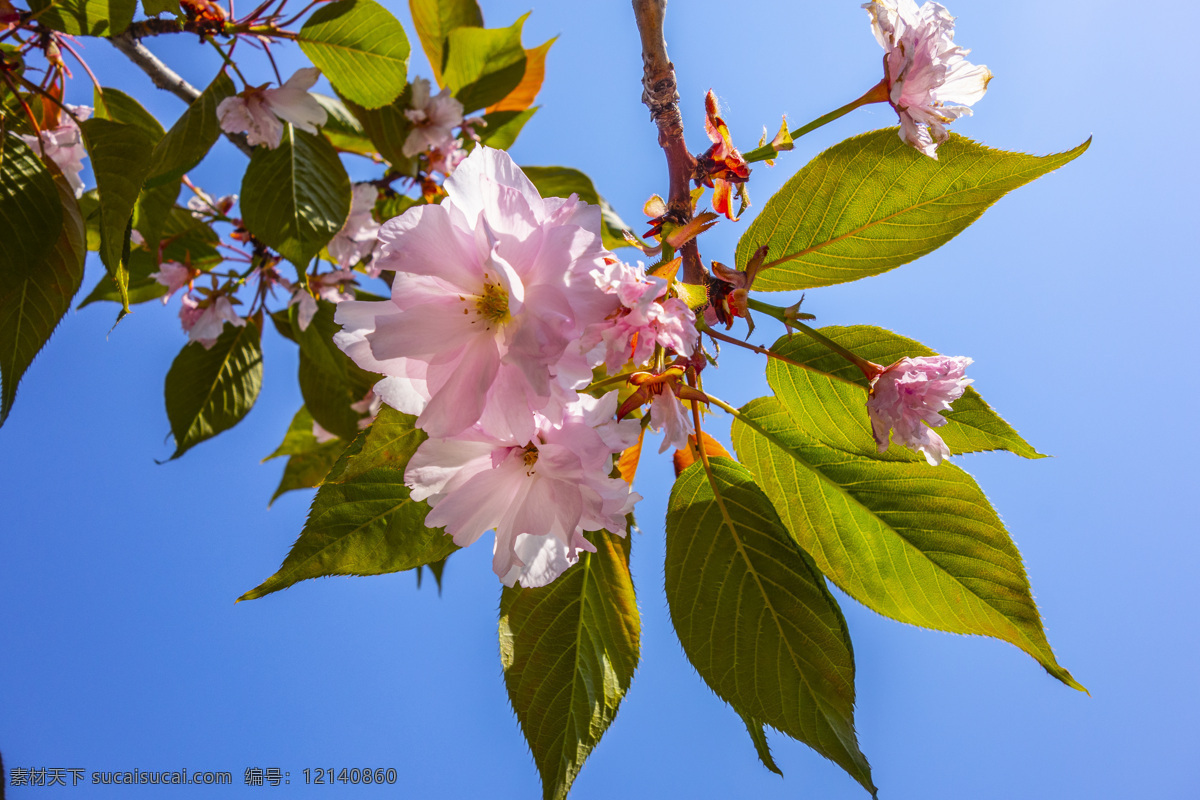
[
  {"x1": 217, "y1": 68, "x2": 328, "y2": 149},
  {"x1": 179, "y1": 294, "x2": 245, "y2": 349},
  {"x1": 582, "y1": 259, "x2": 698, "y2": 373},
  {"x1": 327, "y1": 183, "x2": 380, "y2": 268},
  {"x1": 311, "y1": 420, "x2": 339, "y2": 443},
  {"x1": 187, "y1": 192, "x2": 238, "y2": 220},
  {"x1": 866, "y1": 355, "x2": 973, "y2": 465},
  {"x1": 17, "y1": 105, "x2": 91, "y2": 197},
  {"x1": 649, "y1": 382, "x2": 694, "y2": 454},
  {"x1": 350, "y1": 389, "x2": 383, "y2": 429},
  {"x1": 405, "y1": 392, "x2": 640, "y2": 587},
  {"x1": 865, "y1": 0, "x2": 991, "y2": 158},
  {"x1": 151, "y1": 261, "x2": 193, "y2": 304},
  {"x1": 334, "y1": 145, "x2": 618, "y2": 443},
  {"x1": 289, "y1": 269, "x2": 357, "y2": 332},
  {"x1": 402, "y1": 78, "x2": 465, "y2": 158},
  {"x1": 427, "y1": 137, "x2": 467, "y2": 177}
]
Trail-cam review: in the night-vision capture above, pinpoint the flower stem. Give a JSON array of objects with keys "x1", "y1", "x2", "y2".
[
  {"x1": 789, "y1": 320, "x2": 882, "y2": 380},
  {"x1": 743, "y1": 78, "x2": 889, "y2": 164}
]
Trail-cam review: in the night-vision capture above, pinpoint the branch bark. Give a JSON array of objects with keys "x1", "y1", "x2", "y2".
[
  {"x1": 108, "y1": 34, "x2": 254, "y2": 157},
  {"x1": 631, "y1": 0, "x2": 704, "y2": 284}
]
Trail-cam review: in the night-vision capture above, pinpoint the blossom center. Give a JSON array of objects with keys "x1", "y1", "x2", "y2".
[{"x1": 475, "y1": 281, "x2": 510, "y2": 326}]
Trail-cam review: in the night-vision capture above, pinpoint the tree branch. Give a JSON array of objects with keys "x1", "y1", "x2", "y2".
[
  {"x1": 108, "y1": 33, "x2": 254, "y2": 157},
  {"x1": 631, "y1": 0, "x2": 704, "y2": 285}
]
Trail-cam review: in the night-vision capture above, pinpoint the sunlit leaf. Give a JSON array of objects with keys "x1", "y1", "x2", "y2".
[
  {"x1": 146, "y1": 70, "x2": 236, "y2": 188},
  {"x1": 341, "y1": 87, "x2": 417, "y2": 175},
  {"x1": 93, "y1": 87, "x2": 164, "y2": 140},
  {"x1": 487, "y1": 37, "x2": 553, "y2": 113},
  {"x1": 313, "y1": 93, "x2": 377, "y2": 155},
  {"x1": 500, "y1": 529, "x2": 639, "y2": 800},
  {"x1": 476, "y1": 106, "x2": 536, "y2": 152},
  {"x1": 441, "y1": 15, "x2": 527, "y2": 113},
  {"x1": 293, "y1": 301, "x2": 378, "y2": 440},
  {"x1": 666, "y1": 457, "x2": 875, "y2": 795},
  {"x1": 409, "y1": 0, "x2": 483, "y2": 85},
  {"x1": 522, "y1": 166, "x2": 637, "y2": 250},
  {"x1": 731, "y1": 396, "x2": 1084, "y2": 691},
  {"x1": 298, "y1": 0, "x2": 410, "y2": 109},
  {"x1": 28, "y1": 0, "x2": 135, "y2": 36},
  {"x1": 264, "y1": 406, "x2": 349, "y2": 506},
  {"x1": 737, "y1": 130, "x2": 1090, "y2": 290}
]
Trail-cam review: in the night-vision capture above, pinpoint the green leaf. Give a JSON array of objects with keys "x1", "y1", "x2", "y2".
[
  {"x1": 0, "y1": 133, "x2": 63, "y2": 281},
  {"x1": 341, "y1": 87, "x2": 416, "y2": 174},
  {"x1": 0, "y1": 166, "x2": 85, "y2": 427},
  {"x1": 740, "y1": 712, "x2": 783, "y2": 777},
  {"x1": 297, "y1": 0, "x2": 410, "y2": 109},
  {"x1": 141, "y1": 0, "x2": 180, "y2": 16},
  {"x1": 81, "y1": 118, "x2": 157, "y2": 314},
  {"x1": 666, "y1": 457, "x2": 875, "y2": 795},
  {"x1": 521, "y1": 165, "x2": 637, "y2": 251},
  {"x1": 415, "y1": 552, "x2": 450, "y2": 591},
  {"x1": 736, "y1": 130, "x2": 1090, "y2": 291},
  {"x1": 146, "y1": 70, "x2": 236, "y2": 188},
  {"x1": 767, "y1": 325, "x2": 1043, "y2": 458},
  {"x1": 78, "y1": 189, "x2": 101, "y2": 251},
  {"x1": 264, "y1": 406, "x2": 349, "y2": 506},
  {"x1": 409, "y1": 0, "x2": 483, "y2": 85},
  {"x1": 476, "y1": 106, "x2": 535, "y2": 151},
  {"x1": 312, "y1": 93, "x2": 376, "y2": 155},
  {"x1": 500, "y1": 529, "x2": 639, "y2": 800},
  {"x1": 730, "y1": 397, "x2": 1083, "y2": 692},
  {"x1": 441, "y1": 15, "x2": 527, "y2": 113},
  {"x1": 239, "y1": 405, "x2": 458, "y2": 601},
  {"x1": 160, "y1": 207, "x2": 221, "y2": 269},
  {"x1": 240, "y1": 126, "x2": 350, "y2": 267},
  {"x1": 27, "y1": 0, "x2": 135, "y2": 35},
  {"x1": 93, "y1": 87, "x2": 164, "y2": 141},
  {"x1": 294, "y1": 301, "x2": 378, "y2": 440},
  {"x1": 77, "y1": 248, "x2": 167, "y2": 307},
  {"x1": 133, "y1": 178, "x2": 182, "y2": 252},
  {"x1": 164, "y1": 318, "x2": 263, "y2": 459}
]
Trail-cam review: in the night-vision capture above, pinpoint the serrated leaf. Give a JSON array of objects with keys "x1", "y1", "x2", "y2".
[
  {"x1": 476, "y1": 106, "x2": 535, "y2": 152},
  {"x1": 415, "y1": 551, "x2": 449, "y2": 591},
  {"x1": 737, "y1": 130, "x2": 1090, "y2": 291},
  {"x1": 0, "y1": 167, "x2": 84, "y2": 426},
  {"x1": 94, "y1": 87, "x2": 164, "y2": 140},
  {"x1": 312, "y1": 93, "x2": 376, "y2": 155},
  {"x1": 27, "y1": 0, "x2": 135, "y2": 35},
  {"x1": 298, "y1": 0, "x2": 410, "y2": 109},
  {"x1": 666, "y1": 457, "x2": 875, "y2": 795},
  {"x1": 239, "y1": 406, "x2": 458, "y2": 600},
  {"x1": 740, "y1": 712, "x2": 783, "y2": 776},
  {"x1": 295, "y1": 300, "x2": 378, "y2": 440},
  {"x1": 500, "y1": 529, "x2": 639, "y2": 800},
  {"x1": 241, "y1": 126, "x2": 350, "y2": 267},
  {"x1": 265, "y1": 407, "x2": 349, "y2": 506},
  {"x1": 409, "y1": 0, "x2": 483, "y2": 86},
  {"x1": 521, "y1": 165, "x2": 636, "y2": 251},
  {"x1": 441, "y1": 16, "x2": 527, "y2": 113},
  {"x1": 81, "y1": 118, "x2": 157, "y2": 313},
  {"x1": 768, "y1": 325, "x2": 1043, "y2": 458},
  {"x1": 340, "y1": 86, "x2": 416, "y2": 173},
  {"x1": 0, "y1": 133, "x2": 63, "y2": 281},
  {"x1": 164, "y1": 318, "x2": 263, "y2": 459},
  {"x1": 487, "y1": 37, "x2": 553, "y2": 113},
  {"x1": 731, "y1": 396, "x2": 1083, "y2": 691},
  {"x1": 146, "y1": 70, "x2": 235, "y2": 188}
]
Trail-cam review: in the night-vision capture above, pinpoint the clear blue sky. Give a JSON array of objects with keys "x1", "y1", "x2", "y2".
[{"x1": 2, "y1": 0, "x2": 1196, "y2": 797}]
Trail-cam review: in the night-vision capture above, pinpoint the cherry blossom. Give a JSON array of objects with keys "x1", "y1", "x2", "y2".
[
  {"x1": 865, "y1": 0, "x2": 992, "y2": 158},
  {"x1": 151, "y1": 261, "x2": 194, "y2": 304},
  {"x1": 582, "y1": 259, "x2": 698, "y2": 373},
  {"x1": 289, "y1": 269, "x2": 357, "y2": 332},
  {"x1": 179, "y1": 294, "x2": 245, "y2": 349},
  {"x1": 866, "y1": 355, "x2": 973, "y2": 465},
  {"x1": 216, "y1": 68, "x2": 328, "y2": 149},
  {"x1": 328, "y1": 183, "x2": 380, "y2": 268},
  {"x1": 17, "y1": 105, "x2": 91, "y2": 197},
  {"x1": 402, "y1": 78, "x2": 465, "y2": 158},
  {"x1": 405, "y1": 392, "x2": 640, "y2": 587},
  {"x1": 334, "y1": 145, "x2": 617, "y2": 443}
]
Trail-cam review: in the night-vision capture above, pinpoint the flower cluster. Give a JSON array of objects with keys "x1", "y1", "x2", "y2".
[
  {"x1": 865, "y1": 0, "x2": 991, "y2": 158},
  {"x1": 335, "y1": 146, "x2": 699, "y2": 585},
  {"x1": 217, "y1": 68, "x2": 328, "y2": 149},
  {"x1": 402, "y1": 77, "x2": 468, "y2": 176},
  {"x1": 17, "y1": 104, "x2": 91, "y2": 197}
]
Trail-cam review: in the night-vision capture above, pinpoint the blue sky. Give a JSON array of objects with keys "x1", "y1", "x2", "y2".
[{"x1": 2, "y1": 0, "x2": 1196, "y2": 797}]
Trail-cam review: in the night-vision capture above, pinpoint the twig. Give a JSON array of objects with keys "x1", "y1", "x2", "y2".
[
  {"x1": 108, "y1": 33, "x2": 254, "y2": 157},
  {"x1": 631, "y1": 0, "x2": 703, "y2": 285}
]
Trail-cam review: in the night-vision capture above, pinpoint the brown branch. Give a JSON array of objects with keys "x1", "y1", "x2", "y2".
[
  {"x1": 108, "y1": 34, "x2": 254, "y2": 157},
  {"x1": 631, "y1": 0, "x2": 704, "y2": 285}
]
